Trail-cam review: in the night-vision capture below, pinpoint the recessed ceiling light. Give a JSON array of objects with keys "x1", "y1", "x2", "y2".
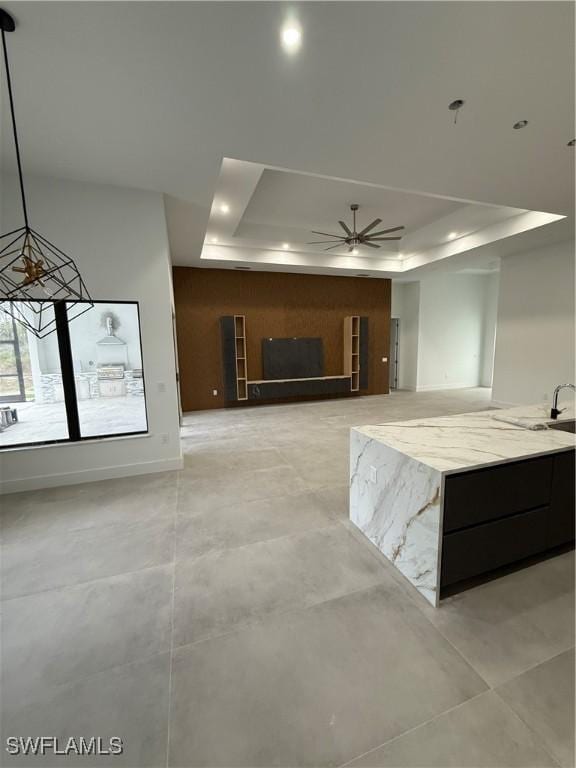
[
  {"x1": 282, "y1": 242, "x2": 290, "y2": 250},
  {"x1": 448, "y1": 232, "x2": 458, "y2": 240},
  {"x1": 210, "y1": 236, "x2": 219, "y2": 244},
  {"x1": 568, "y1": 139, "x2": 576, "y2": 147},
  {"x1": 281, "y1": 23, "x2": 302, "y2": 53},
  {"x1": 219, "y1": 203, "x2": 230, "y2": 214},
  {"x1": 513, "y1": 120, "x2": 528, "y2": 130}
]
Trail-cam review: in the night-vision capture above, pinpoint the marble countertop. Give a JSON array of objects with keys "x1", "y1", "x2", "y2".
[{"x1": 354, "y1": 403, "x2": 576, "y2": 474}]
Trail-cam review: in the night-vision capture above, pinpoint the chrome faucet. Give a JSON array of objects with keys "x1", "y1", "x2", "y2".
[{"x1": 551, "y1": 384, "x2": 576, "y2": 420}]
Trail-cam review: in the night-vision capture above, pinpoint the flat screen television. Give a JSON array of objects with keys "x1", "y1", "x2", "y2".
[{"x1": 262, "y1": 337, "x2": 324, "y2": 380}]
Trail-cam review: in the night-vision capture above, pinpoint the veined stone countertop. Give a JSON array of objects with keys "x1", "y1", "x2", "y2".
[{"x1": 353, "y1": 404, "x2": 576, "y2": 475}]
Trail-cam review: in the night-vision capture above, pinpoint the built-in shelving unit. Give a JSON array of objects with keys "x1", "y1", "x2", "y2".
[
  {"x1": 344, "y1": 316, "x2": 360, "y2": 391},
  {"x1": 221, "y1": 314, "x2": 369, "y2": 403},
  {"x1": 234, "y1": 315, "x2": 248, "y2": 401}
]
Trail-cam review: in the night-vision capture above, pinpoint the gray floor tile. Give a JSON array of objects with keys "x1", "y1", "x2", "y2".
[
  {"x1": 174, "y1": 523, "x2": 387, "y2": 646},
  {"x1": 278, "y1": 446, "x2": 349, "y2": 489},
  {"x1": 169, "y1": 584, "x2": 487, "y2": 767},
  {"x1": 1, "y1": 516, "x2": 175, "y2": 600},
  {"x1": 314, "y1": 485, "x2": 350, "y2": 520},
  {"x1": 346, "y1": 691, "x2": 558, "y2": 767},
  {"x1": 422, "y1": 551, "x2": 575, "y2": 686},
  {"x1": 182, "y1": 446, "x2": 285, "y2": 478},
  {"x1": 1, "y1": 472, "x2": 178, "y2": 540},
  {"x1": 2, "y1": 565, "x2": 172, "y2": 708},
  {"x1": 2, "y1": 654, "x2": 170, "y2": 767},
  {"x1": 175, "y1": 489, "x2": 335, "y2": 560},
  {"x1": 497, "y1": 650, "x2": 575, "y2": 768},
  {"x1": 177, "y1": 464, "x2": 311, "y2": 516}
]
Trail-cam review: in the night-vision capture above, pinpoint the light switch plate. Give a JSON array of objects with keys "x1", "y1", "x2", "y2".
[{"x1": 369, "y1": 465, "x2": 378, "y2": 483}]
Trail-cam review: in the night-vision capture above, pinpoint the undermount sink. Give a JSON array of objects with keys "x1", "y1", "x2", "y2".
[{"x1": 548, "y1": 419, "x2": 576, "y2": 434}]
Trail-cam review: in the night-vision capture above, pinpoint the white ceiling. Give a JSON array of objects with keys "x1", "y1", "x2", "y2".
[
  {"x1": 1, "y1": 2, "x2": 574, "y2": 277},
  {"x1": 193, "y1": 157, "x2": 562, "y2": 276},
  {"x1": 236, "y1": 169, "x2": 463, "y2": 251}
]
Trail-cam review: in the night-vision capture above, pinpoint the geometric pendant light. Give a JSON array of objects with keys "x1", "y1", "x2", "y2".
[{"x1": 0, "y1": 8, "x2": 93, "y2": 337}]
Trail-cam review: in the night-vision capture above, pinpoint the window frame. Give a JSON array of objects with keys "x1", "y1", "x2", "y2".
[{"x1": 0, "y1": 299, "x2": 149, "y2": 451}]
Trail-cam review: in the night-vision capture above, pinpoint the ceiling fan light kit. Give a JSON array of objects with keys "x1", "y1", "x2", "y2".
[
  {"x1": 0, "y1": 7, "x2": 93, "y2": 338},
  {"x1": 307, "y1": 204, "x2": 405, "y2": 254}
]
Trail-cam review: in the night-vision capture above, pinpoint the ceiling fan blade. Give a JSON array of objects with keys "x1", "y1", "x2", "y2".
[
  {"x1": 338, "y1": 220, "x2": 353, "y2": 236},
  {"x1": 363, "y1": 241, "x2": 381, "y2": 249},
  {"x1": 325, "y1": 243, "x2": 345, "y2": 251},
  {"x1": 365, "y1": 225, "x2": 405, "y2": 238},
  {"x1": 311, "y1": 230, "x2": 344, "y2": 239},
  {"x1": 368, "y1": 236, "x2": 403, "y2": 241},
  {"x1": 357, "y1": 218, "x2": 382, "y2": 237},
  {"x1": 307, "y1": 240, "x2": 345, "y2": 244}
]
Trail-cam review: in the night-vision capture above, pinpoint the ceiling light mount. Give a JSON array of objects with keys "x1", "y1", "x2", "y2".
[
  {"x1": 448, "y1": 99, "x2": 465, "y2": 124},
  {"x1": 307, "y1": 204, "x2": 404, "y2": 254},
  {"x1": 0, "y1": 7, "x2": 92, "y2": 337},
  {"x1": 568, "y1": 139, "x2": 575, "y2": 147},
  {"x1": 0, "y1": 8, "x2": 15, "y2": 32},
  {"x1": 513, "y1": 120, "x2": 529, "y2": 129}
]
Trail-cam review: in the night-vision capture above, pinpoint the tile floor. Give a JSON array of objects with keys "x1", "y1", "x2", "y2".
[{"x1": 1, "y1": 388, "x2": 574, "y2": 767}]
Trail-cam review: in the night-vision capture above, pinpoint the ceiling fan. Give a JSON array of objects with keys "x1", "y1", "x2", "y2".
[{"x1": 307, "y1": 204, "x2": 404, "y2": 252}]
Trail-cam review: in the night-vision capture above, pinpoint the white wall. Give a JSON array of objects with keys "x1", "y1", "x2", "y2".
[
  {"x1": 492, "y1": 240, "x2": 575, "y2": 406},
  {"x1": 480, "y1": 272, "x2": 499, "y2": 387},
  {"x1": 0, "y1": 174, "x2": 182, "y2": 493},
  {"x1": 392, "y1": 273, "x2": 499, "y2": 392},
  {"x1": 417, "y1": 273, "x2": 498, "y2": 391}
]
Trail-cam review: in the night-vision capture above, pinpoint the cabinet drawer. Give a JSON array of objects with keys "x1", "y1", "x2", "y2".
[
  {"x1": 443, "y1": 455, "x2": 553, "y2": 533},
  {"x1": 441, "y1": 506, "x2": 548, "y2": 587}
]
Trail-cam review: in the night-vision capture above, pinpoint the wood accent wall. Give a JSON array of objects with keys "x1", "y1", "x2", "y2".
[{"x1": 173, "y1": 268, "x2": 391, "y2": 412}]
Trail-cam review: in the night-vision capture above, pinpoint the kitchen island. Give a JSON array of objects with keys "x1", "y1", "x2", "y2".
[{"x1": 350, "y1": 404, "x2": 575, "y2": 606}]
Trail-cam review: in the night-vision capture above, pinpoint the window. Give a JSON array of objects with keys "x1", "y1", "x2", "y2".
[
  {"x1": 0, "y1": 304, "x2": 69, "y2": 447},
  {"x1": 67, "y1": 302, "x2": 148, "y2": 438},
  {"x1": 0, "y1": 301, "x2": 148, "y2": 449}
]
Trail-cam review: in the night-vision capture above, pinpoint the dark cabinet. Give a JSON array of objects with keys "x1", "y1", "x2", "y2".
[
  {"x1": 441, "y1": 506, "x2": 548, "y2": 586},
  {"x1": 440, "y1": 449, "x2": 574, "y2": 591},
  {"x1": 548, "y1": 450, "x2": 575, "y2": 548},
  {"x1": 443, "y1": 455, "x2": 553, "y2": 533}
]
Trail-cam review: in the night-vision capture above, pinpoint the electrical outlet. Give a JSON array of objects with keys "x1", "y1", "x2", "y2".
[
  {"x1": 160, "y1": 433, "x2": 169, "y2": 445},
  {"x1": 369, "y1": 465, "x2": 378, "y2": 484},
  {"x1": 213, "y1": 389, "x2": 218, "y2": 396}
]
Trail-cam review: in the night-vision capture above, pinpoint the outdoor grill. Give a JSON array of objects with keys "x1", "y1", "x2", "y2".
[{"x1": 97, "y1": 364, "x2": 125, "y2": 380}]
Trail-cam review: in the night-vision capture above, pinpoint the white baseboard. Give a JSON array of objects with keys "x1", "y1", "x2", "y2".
[
  {"x1": 0, "y1": 457, "x2": 184, "y2": 495},
  {"x1": 415, "y1": 383, "x2": 481, "y2": 392}
]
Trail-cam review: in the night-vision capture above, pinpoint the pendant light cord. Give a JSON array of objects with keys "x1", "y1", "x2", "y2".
[{"x1": 1, "y1": 27, "x2": 29, "y2": 228}]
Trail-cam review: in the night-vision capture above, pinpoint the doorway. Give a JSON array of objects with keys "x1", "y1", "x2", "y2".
[{"x1": 389, "y1": 318, "x2": 399, "y2": 391}]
